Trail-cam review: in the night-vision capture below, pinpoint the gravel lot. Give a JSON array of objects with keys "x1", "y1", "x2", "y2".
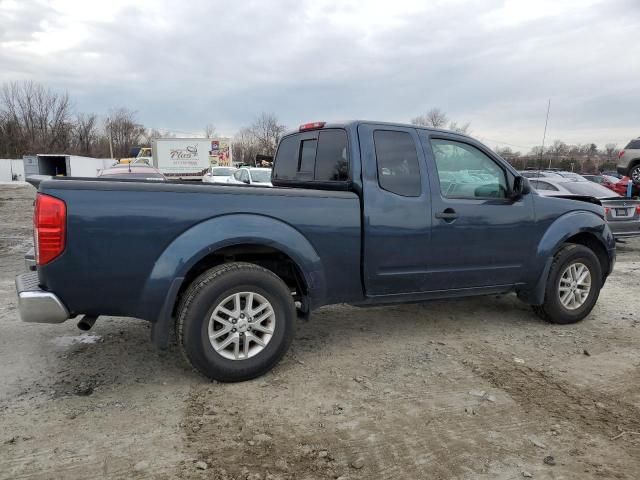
[{"x1": 1, "y1": 183, "x2": 639, "y2": 479}]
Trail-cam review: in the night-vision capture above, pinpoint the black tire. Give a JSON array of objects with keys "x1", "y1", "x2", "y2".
[
  {"x1": 532, "y1": 244, "x2": 602, "y2": 324},
  {"x1": 629, "y1": 164, "x2": 640, "y2": 184},
  {"x1": 176, "y1": 262, "x2": 295, "y2": 382}
]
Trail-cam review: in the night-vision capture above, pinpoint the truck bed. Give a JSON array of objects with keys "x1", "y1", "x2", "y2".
[{"x1": 37, "y1": 178, "x2": 362, "y2": 321}]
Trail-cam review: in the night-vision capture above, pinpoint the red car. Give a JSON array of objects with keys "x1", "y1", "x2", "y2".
[
  {"x1": 582, "y1": 174, "x2": 620, "y2": 192},
  {"x1": 611, "y1": 177, "x2": 636, "y2": 197}
]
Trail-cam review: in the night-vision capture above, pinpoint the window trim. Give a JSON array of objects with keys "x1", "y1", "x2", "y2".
[
  {"x1": 373, "y1": 129, "x2": 422, "y2": 198},
  {"x1": 297, "y1": 138, "x2": 318, "y2": 174},
  {"x1": 428, "y1": 136, "x2": 510, "y2": 201}
]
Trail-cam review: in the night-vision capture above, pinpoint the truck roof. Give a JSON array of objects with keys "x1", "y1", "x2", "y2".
[{"x1": 283, "y1": 120, "x2": 475, "y2": 141}]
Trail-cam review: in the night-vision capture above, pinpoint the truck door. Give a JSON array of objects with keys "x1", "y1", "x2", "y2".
[
  {"x1": 418, "y1": 131, "x2": 536, "y2": 289},
  {"x1": 359, "y1": 123, "x2": 433, "y2": 295}
]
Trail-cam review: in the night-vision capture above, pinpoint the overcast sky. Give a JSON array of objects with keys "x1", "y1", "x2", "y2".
[{"x1": 1, "y1": 0, "x2": 638, "y2": 151}]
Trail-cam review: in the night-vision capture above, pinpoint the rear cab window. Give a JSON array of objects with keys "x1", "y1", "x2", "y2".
[{"x1": 273, "y1": 129, "x2": 350, "y2": 186}]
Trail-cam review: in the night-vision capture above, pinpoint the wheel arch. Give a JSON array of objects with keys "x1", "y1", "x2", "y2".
[
  {"x1": 143, "y1": 214, "x2": 326, "y2": 347},
  {"x1": 519, "y1": 211, "x2": 614, "y2": 305}
]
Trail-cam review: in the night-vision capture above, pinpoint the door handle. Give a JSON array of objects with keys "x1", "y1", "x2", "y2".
[{"x1": 435, "y1": 208, "x2": 458, "y2": 222}]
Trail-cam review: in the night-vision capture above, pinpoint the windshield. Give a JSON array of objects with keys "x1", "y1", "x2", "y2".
[
  {"x1": 562, "y1": 181, "x2": 619, "y2": 198},
  {"x1": 250, "y1": 169, "x2": 272, "y2": 183},
  {"x1": 557, "y1": 172, "x2": 587, "y2": 181},
  {"x1": 211, "y1": 167, "x2": 236, "y2": 176}
]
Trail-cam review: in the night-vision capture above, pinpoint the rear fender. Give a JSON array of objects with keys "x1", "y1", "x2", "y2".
[{"x1": 142, "y1": 214, "x2": 325, "y2": 347}]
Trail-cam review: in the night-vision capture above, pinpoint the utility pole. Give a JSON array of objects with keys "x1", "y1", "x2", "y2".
[
  {"x1": 107, "y1": 120, "x2": 114, "y2": 159},
  {"x1": 541, "y1": 99, "x2": 551, "y2": 169}
]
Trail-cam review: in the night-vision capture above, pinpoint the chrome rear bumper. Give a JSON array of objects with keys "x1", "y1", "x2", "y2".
[{"x1": 15, "y1": 272, "x2": 69, "y2": 323}]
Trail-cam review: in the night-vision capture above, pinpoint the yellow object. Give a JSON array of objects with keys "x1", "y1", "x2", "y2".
[{"x1": 119, "y1": 147, "x2": 152, "y2": 164}]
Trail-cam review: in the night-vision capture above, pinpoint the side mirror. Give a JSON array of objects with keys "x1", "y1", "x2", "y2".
[{"x1": 511, "y1": 175, "x2": 529, "y2": 199}]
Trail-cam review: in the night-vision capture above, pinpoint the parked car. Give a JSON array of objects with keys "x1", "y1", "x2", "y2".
[
  {"x1": 520, "y1": 170, "x2": 564, "y2": 180},
  {"x1": 227, "y1": 167, "x2": 272, "y2": 186},
  {"x1": 202, "y1": 166, "x2": 237, "y2": 183},
  {"x1": 616, "y1": 138, "x2": 640, "y2": 182},
  {"x1": 609, "y1": 176, "x2": 640, "y2": 197},
  {"x1": 553, "y1": 171, "x2": 589, "y2": 182},
  {"x1": 528, "y1": 177, "x2": 640, "y2": 238},
  {"x1": 17, "y1": 120, "x2": 615, "y2": 382},
  {"x1": 582, "y1": 174, "x2": 619, "y2": 191},
  {"x1": 601, "y1": 170, "x2": 623, "y2": 179},
  {"x1": 97, "y1": 164, "x2": 166, "y2": 181}
]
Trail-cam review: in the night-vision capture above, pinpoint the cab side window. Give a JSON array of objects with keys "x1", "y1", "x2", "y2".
[
  {"x1": 373, "y1": 130, "x2": 421, "y2": 197},
  {"x1": 430, "y1": 139, "x2": 507, "y2": 199}
]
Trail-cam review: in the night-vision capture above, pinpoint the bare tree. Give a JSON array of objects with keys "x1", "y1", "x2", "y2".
[
  {"x1": 73, "y1": 113, "x2": 98, "y2": 155},
  {"x1": 447, "y1": 121, "x2": 471, "y2": 134},
  {"x1": 0, "y1": 80, "x2": 73, "y2": 155},
  {"x1": 411, "y1": 108, "x2": 449, "y2": 128},
  {"x1": 549, "y1": 140, "x2": 569, "y2": 163},
  {"x1": 232, "y1": 126, "x2": 261, "y2": 166},
  {"x1": 604, "y1": 143, "x2": 618, "y2": 162},
  {"x1": 204, "y1": 123, "x2": 216, "y2": 138},
  {"x1": 105, "y1": 108, "x2": 145, "y2": 158},
  {"x1": 250, "y1": 112, "x2": 286, "y2": 156},
  {"x1": 412, "y1": 108, "x2": 471, "y2": 134},
  {"x1": 141, "y1": 128, "x2": 175, "y2": 147}
]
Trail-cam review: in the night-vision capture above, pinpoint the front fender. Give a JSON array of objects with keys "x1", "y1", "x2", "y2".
[
  {"x1": 522, "y1": 210, "x2": 614, "y2": 304},
  {"x1": 142, "y1": 214, "x2": 326, "y2": 344}
]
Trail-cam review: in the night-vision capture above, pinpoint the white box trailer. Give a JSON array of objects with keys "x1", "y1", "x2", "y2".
[
  {"x1": 151, "y1": 138, "x2": 232, "y2": 180},
  {"x1": 23, "y1": 154, "x2": 114, "y2": 178}
]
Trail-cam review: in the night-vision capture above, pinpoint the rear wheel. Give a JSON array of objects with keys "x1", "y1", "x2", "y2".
[
  {"x1": 176, "y1": 262, "x2": 295, "y2": 382},
  {"x1": 532, "y1": 244, "x2": 602, "y2": 324},
  {"x1": 629, "y1": 164, "x2": 640, "y2": 184}
]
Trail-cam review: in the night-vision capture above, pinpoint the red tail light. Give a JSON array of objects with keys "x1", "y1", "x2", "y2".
[
  {"x1": 636, "y1": 206, "x2": 640, "y2": 214},
  {"x1": 299, "y1": 121, "x2": 325, "y2": 131},
  {"x1": 604, "y1": 207, "x2": 610, "y2": 216},
  {"x1": 34, "y1": 193, "x2": 66, "y2": 265},
  {"x1": 619, "y1": 150, "x2": 625, "y2": 158}
]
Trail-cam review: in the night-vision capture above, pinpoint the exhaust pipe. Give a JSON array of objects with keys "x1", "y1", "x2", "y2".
[{"x1": 77, "y1": 315, "x2": 97, "y2": 331}]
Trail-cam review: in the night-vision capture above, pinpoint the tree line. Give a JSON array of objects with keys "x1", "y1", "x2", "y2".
[
  {"x1": 0, "y1": 82, "x2": 622, "y2": 173},
  {"x1": 0, "y1": 81, "x2": 286, "y2": 163},
  {"x1": 495, "y1": 140, "x2": 620, "y2": 173},
  {"x1": 411, "y1": 108, "x2": 620, "y2": 173}
]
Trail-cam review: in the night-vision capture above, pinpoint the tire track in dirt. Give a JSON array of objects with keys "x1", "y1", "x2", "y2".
[
  {"x1": 463, "y1": 344, "x2": 640, "y2": 439},
  {"x1": 461, "y1": 342, "x2": 640, "y2": 477}
]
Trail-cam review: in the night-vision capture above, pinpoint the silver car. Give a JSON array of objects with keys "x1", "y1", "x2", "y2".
[
  {"x1": 616, "y1": 138, "x2": 640, "y2": 182},
  {"x1": 529, "y1": 177, "x2": 640, "y2": 239},
  {"x1": 226, "y1": 167, "x2": 273, "y2": 187}
]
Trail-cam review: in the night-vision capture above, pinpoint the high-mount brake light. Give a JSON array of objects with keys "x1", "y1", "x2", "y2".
[
  {"x1": 34, "y1": 193, "x2": 66, "y2": 265},
  {"x1": 299, "y1": 122, "x2": 326, "y2": 132}
]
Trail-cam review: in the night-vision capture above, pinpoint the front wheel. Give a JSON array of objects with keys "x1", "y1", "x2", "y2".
[
  {"x1": 176, "y1": 262, "x2": 295, "y2": 382},
  {"x1": 532, "y1": 244, "x2": 602, "y2": 324},
  {"x1": 630, "y1": 164, "x2": 640, "y2": 184}
]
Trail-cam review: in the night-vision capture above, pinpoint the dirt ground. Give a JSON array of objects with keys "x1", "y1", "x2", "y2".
[{"x1": 1, "y1": 183, "x2": 639, "y2": 480}]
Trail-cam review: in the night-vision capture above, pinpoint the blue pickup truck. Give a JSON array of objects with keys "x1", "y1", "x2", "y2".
[{"x1": 16, "y1": 121, "x2": 615, "y2": 381}]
